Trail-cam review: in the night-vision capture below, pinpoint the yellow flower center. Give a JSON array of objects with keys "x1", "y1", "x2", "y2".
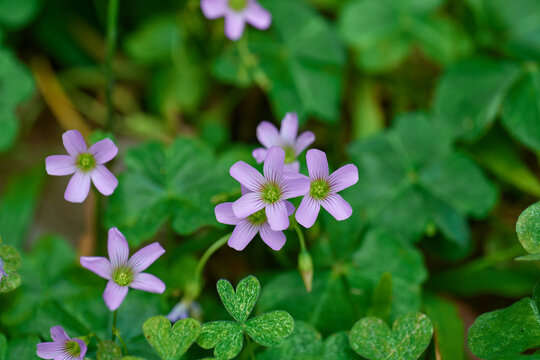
[
  {"x1": 76, "y1": 153, "x2": 96, "y2": 172},
  {"x1": 261, "y1": 183, "x2": 281, "y2": 204},
  {"x1": 65, "y1": 340, "x2": 81, "y2": 357},
  {"x1": 248, "y1": 209, "x2": 267, "y2": 226},
  {"x1": 112, "y1": 266, "x2": 134, "y2": 286},
  {"x1": 309, "y1": 179, "x2": 330, "y2": 200},
  {"x1": 229, "y1": 0, "x2": 248, "y2": 11}
]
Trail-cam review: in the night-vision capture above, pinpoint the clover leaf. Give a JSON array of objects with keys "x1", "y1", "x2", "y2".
[
  {"x1": 347, "y1": 112, "x2": 497, "y2": 248},
  {"x1": 197, "y1": 276, "x2": 294, "y2": 360},
  {"x1": 0, "y1": 242, "x2": 21, "y2": 293},
  {"x1": 106, "y1": 138, "x2": 239, "y2": 246},
  {"x1": 142, "y1": 316, "x2": 201, "y2": 360},
  {"x1": 214, "y1": 0, "x2": 345, "y2": 123},
  {"x1": 258, "y1": 321, "x2": 358, "y2": 360},
  {"x1": 348, "y1": 312, "x2": 433, "y2": 360},
  {"x1": 338, "y1": 0, "x2": 471, "y2": 72},
  {"x1": 516, "y1": 201, "x2": 540, "y2": 255}
]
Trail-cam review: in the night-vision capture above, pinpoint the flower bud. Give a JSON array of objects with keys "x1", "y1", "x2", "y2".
[{"x1": 298, "y1": 250, "x2": 313, "y2": 292}]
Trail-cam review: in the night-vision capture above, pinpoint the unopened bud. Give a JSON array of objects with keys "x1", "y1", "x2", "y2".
[{"x1": 298, "y1": 250, "x2": 313, "y2": 292}]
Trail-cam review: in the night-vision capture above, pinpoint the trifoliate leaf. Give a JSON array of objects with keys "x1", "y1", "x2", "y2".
[
  {"x1": 348, "y1": 313, "x2": 433, "y2": 360},
  {"x1": 501, "y1": 67, "x2": 540, "y2": 151},
  {"x1": 517, "y1": 202, "x2": 540, "y2": 254},
  {"x1": 106, "y1": 138, "x2": 237, "y2": 246},
  {"x1": 244, "y1": 310, "x2": 294, "y2": 347},
  {"x1": 433, "y1": 57, "x2": 521, "y2": 140},
  {"x1": 197, "y1": 321, "x2": 244, "y2": 360},
  {"x1": 348, "y1": 112, "x2": 497, "y2": 245},
  {"x1": 217, "y1": 276, "x2": 260, "y2": 322},
  {"x1": 468, "y1": 297, "x2": 540, "y2": 358},
  {"x1": 142, "y1": 316, "x2": 201, "y2": 360}
]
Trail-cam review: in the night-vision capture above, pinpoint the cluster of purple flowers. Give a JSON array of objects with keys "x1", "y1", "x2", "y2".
[
  {"x1": 40, "y1": 131, "x2": 166, "y2": 359},
  {"x1": 215, "y1": 112, "x2": 358, "y2": 251}
]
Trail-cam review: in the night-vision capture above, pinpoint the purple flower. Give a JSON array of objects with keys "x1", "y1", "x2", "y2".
[
  {"x1": 45, "y1": 130, "x2": 118, "y2": 203},
  {"x1": 253, "y1": 112, "x2": 315, "y2": 174},
  {"x1": 230, "y1": 147, "x2": 309, "y2": 231},
  {"x1": 295, "y1": 149, "x2": 358, "y2": 228},
  {"x1": 167, "y1": 301, "x2": 203, "y2": 323},
  {"x1": 0, "y1": 258, "x2": 7, "y2": 282},
  {"x1": 201, "y1": 0, "x2": 271, "y2": 41},
  {"x1": 215, "y1": 186, "x2": 295, "y2": 250},
  {"x1": 80, "y1": 228, "x2": 166, "y2": 311},
  {"x1": 36, "y1": 326, "x2": 87, "y2": 360}
]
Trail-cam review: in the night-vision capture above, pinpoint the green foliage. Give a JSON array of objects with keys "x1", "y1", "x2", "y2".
[
  {"x1": 143, "y1": 316, "x2": 201, "y2": 360},
  {"x1": 97, "y1": 341, "x2": 123, "y2": 360},
  {"x1": 0, "y1": 47, "x2": 35, "y2": 152},
  {"x1": 0, "y1": 243, "x2": 22, "y2": 292},
  {"x1": 0, "y1": 0, "x2": 41, "y2": 29},
  {"x1": 338, "y1": 0, "x2": 470, "y2": 72},
  {"x1": 106, "y1": 138, "x2": 238, "y2": 245},
  {"x1": 198, "y1": 276, "x2": 294, "y2": 359},
  {"x1": 517, "y1": 202, "x2": 540, "y2": 255},
  {"x1": 348, "y1": 312, "x2": 433, "y2": 360},
  {"x1": 468, "y1": 297, "x2": 540, "y2": 358},
  {"x1": 348, "y1": 112, "x2": 497, "y2": 245}
]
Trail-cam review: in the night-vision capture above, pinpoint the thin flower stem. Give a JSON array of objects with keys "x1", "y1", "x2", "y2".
[
  {"x1": 237, "y1": 35, "x2": 271, "y2": 91},
  {"x1": 245, "y1": 334, "x2": 256, "y2": 360},
  {"x1": 111, "y1": 309, "x2": 118, "y2": 341},
  {"x1": 293, "y1": 221, "x2": 307, "y2": 251},
  {"x1": 114, "y1": 330, "x2": 129, "y2": 355},
  {"x1": 104, "y1": 0, "x2": 120, "y2": 132},
  {"x1": 195, "y1": 233, "x2": 232, "y2": 279}
]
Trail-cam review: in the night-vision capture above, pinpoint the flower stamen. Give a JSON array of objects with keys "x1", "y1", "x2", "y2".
[
  {"x1": 76, "y1": 153, "x2": 96, "y2": 172},
  {"x1": 261, "y1": 183, "x2": 282, "y2": 204},
  {"x1": 64, "y1": 340, "x2": 81, "y2": 357},
  {"x1": 309, "y1": 179, "x2": 331, "y2": 200},
  {"x1": 248, "y1": 209, "x2": 267, "y2": 226},
  {"x1": 112, "y1": 266, "x2": 134, "y2": 286}
]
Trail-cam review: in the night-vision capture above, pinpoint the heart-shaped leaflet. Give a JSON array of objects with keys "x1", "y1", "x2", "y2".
[
  {"x1": 143, "y1": 316, "x2": 201, "y2": 360},
  {"x1": 217, "y1": 275, "x2": 260, "y2": 322}
]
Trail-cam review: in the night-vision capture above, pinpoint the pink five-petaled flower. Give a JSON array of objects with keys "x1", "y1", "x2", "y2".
[
  {"x1": 252, "y1": 112, "x2": 315, "y2": 174},
  {"x1": 215, "y1": 187, "x2": 295, "y2": 251},
  {"x1": 201, "y1": 0, "x2": 271, "y2": 41},
  {"x1": 36, "y1": 326, "x2": 87, "y2": 360},
  {"x1": 45, "y1": 130, "x2": 118, "y2": 203},
  {"x1": 80, "y1": 228, "x2": 166, "y2": 311},
  {"x1": 230, "y1": 146, "x2": 309, "y2": 231},
  {"x1": 295, "y1": 149, "x2": 359, "y2": 228}
]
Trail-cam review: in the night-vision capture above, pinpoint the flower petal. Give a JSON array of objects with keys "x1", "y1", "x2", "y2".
[
  {"x1": 74, "y1": 339, "x2": 88, "y2": 359},
  {"x1": 230, "y1": 161, "x2": 265, "y2": 191},
  {"x1": 282, "y1": 177, "x2": 310, "y2": 199},
  {"x1": 244, "y1": 1, "x2": 272, "y2": 29},
  {"x1": 50, "y1": 325, "x2": 70, "y2": 342},
  {"x1": 295, "y1": 196, "x2": 320, "y2": 228},
  {"x1": 232, "y1": 192, "x2": 265, "y2": 219},
  {"x1": 295, "y1": 131, "x2": 315, "y2": 155},
  {"x1": 284, "y1": 161, "x2": 300, "y2": 177},
  {"x1": 306, "y1": 149, "x2": 329, "y2": 180},
  {"x1": 329, "y1": 164, "x2": 359, "y2": 193},
  {"x1": 45, "y1": 155, "x2": 76, "y2": 176},
  {"x1": 128, "y1": 242, "x2": 165, "y2": 273},
  {"x1": 228, "y1": 220, "x2": 258, "y2": 251},
  {"x1": 256, "y1": 121, "x2": 280, "y2": 148},
  {"x1": 263, "y1": 146, "x2": 285, "y2": 183},
  {"x1": 321, "y1": 194, "x2": 353, "y2": 221},
  {"x1": 103, "y1": 281, "x2": 129, "y2": 311},
  {"x1": 215, "y1": 202, "x2": 240, "y2": 225},
  {"x1": 259, "y1": 223, "x2": 286, "y2": 250},
  {"x1": 201, "y1": 0, "x2": 228, "y2": 19},
  {"x1": 285, "y1": 200, "x2": 295, "y2": 216},
  {"x1": 64, "y1": 172, "x2": 91, "y2": 203},
  {"x1": 80, "y1": 256, "x2": 112, "y2": 280},
  {"x1": 91, "y1": 165, "x2": 118, "y2": 196},
  {"x1": 62, "y1": 130, "x2": 87, "y2": 156},
  {"x1": 130, "y1": 273, "x2": 166, "y2": 293},
  {"x1": 224, "y1": 12, "x2": 246, "y2": 40},
  {"x1": 36, "y1": 342, "x2": 64, "y2": 359},
  {"x1": 89, "y1": 138, "x2": 118, "y2": 164},
  {"x1": 108, "y1": 227, "x2": 129, "y2": 268},
  {"x1": 265, "y1": 200, "x2": 289, "y2": 231},
  {"x1": 252, "y1": 147, "x2": 267, "y2": 164},
  {"x1": 279, "y1": 112, "x2": 298, "y2": 145}
]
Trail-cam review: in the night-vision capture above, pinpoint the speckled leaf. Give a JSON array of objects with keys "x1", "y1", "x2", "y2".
[
  {"x1": 197, "y1": 321, "x2": 244, "y2": 360},
  {"x1": 349, "y1": 313, "x2": 433, "y2": 360},
  {"x1": 468, "y1": 297, "x2": 540, "y2": 358},
  {"x1": 0, "y1": 244, "x2": 21, "y2": 271},
  {"x1": 97, "y1": 341, "x2": 122, "y2": 360},
  {"x1": 517, "y1": 202, "x2": 540, "y2": 254},
  {"x1": 0, "y1": 272, "x2": 21, "y2": 293},
  {"x1": 217, "y1": 276, "x2": 260, "y2": 322},
  {"x1": 142, "y1": 316, "x2": 200, "y2": 360},
  {"x1": 245, "y1": 310, "x2": 294, "y2": 347}
]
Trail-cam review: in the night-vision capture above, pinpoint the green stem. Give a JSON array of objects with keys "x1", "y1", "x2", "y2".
[
  {"x1": 115, "y1": 330, "x2": 128, "y2": 355},
  {"x1": 245, "y1": 334, "x2": 256, "y2": 360},
  {"x1": 293, "y1": 221, "x2": 307, "y2": 251},
  {"x1": 104, "y1": 0, "x2": 120, "y2": 132},
  {"x1": 237, "y1": 35, "x2": 271, "y2": 90},
  {"x1": 195, "y1": 233, "x2": 232, "y2": 279},
  {"x1": 111, "y1": 310, "x2": 118, "y2": 341}
]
